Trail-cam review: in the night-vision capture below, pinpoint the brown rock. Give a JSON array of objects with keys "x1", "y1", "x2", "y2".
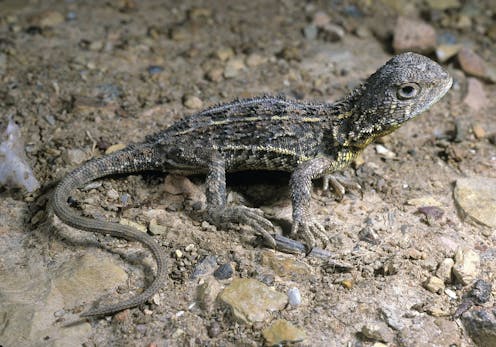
[
  {"x1": 458, "y1": 48, "x2": 487, "y2": 79},
  {"x1": 262, "y1": 319, "x2": 306, "y2": 345},
  {"x1": 393, "y1": 17, "x2": 436, "y2": 54},
  {"x1": 463, "y1": 78, "x2": 489, "y2": 111}
]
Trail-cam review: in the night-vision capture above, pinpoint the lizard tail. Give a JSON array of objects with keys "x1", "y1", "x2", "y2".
[{"x1": 52, "y1": 144, "x2": 167, "y2": 317}]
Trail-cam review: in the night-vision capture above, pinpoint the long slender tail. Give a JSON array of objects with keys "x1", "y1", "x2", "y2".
[{"x1": 52, "y1": 144, "x2": 167, "y2": 317}]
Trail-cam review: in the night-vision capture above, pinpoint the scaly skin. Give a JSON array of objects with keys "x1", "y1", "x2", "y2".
[{"x1": 52, "y1": 52, "x2": 452, "y2": 317}]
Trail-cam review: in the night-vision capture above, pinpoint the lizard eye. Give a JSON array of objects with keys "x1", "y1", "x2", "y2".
[{"x1": 397, "y1": 83, "x2": 420, "y2": 100}]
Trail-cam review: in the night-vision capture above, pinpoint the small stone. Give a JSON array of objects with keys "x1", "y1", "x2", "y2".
[
  {"x1": 424, "y1": 276, "x2": 445, "y2": 293},
  {"x1": 287, "y1": 287, "x2": 301, "y2": 307},
  {"x1": 191, "y1": 255, "x2": 218, "y2": 279},
  {"x1": 406, "y1": 196, "x2": 442, "y2": 207},
  {"x1": 303, "y1": 24, "x2": 318, "y2": 40},
  {"x1": 361, "y1": 322, "x2": 395, "y2": 343},
  {"x1": 458, "y1": 48, "x2": 487, "y2": 79},
  {"x1": 105, "y1": 143, "x2": 126, "y2": 154},
  {"x1": 205, "y1": 67, "x2": 223, "y2": 82},
  {"x1": 463, "y1": 78, "x2": 489, "y2": 111},
  {"x1": 435, "y1": 44, "x2": 461, "y2": 63},
  {"x1": 341, "y1": 279, "x2": 353, "y2": 289},
  {"x1": 64, "y1": 148, "x2": 86, "y2": 165},
  {"x1": 197, "y1": 277, "x2": 223, "y2": 311},
  {"x1": 223, "y1": 57, "x2": 246, "y2": 78},
  {"x1": 213, "y1": 263, "x2": 233, "y2": 280},
  {"x1": 436, "y1": 258, "x2": 454, "y2": 283},
  {"x1": 467, "y1": 279, "x2": 492, "y2": 305},
  {"x1": 218, "y1": 278, "x2": 287, "y2": 324},
  {"x1": 36, "y1": 11, "x2": 65, "y2": 27},
  {"x1": 106, "y1": 188, "x2": 119, "y2": 200},
  {"x1": 262, "y1": 319, "x2": 306, "y2": 345},
  {"x1": 215, "y1": 47, "x2": 234, "y2": 61},
  {"x1": 472, "y1": 123, "x2": 486, "y2": 139},
  {"x1": 444, "y1": 288, "x2": 457, "y2": 299},
  {"x1": 169, "y1": 27, "x2": 189, "y2": 41},
  {"x1": 375, "y1": 144, "x2": 396, "y2": 159},
  {"x1": 462, "y1": 307, "x2": 496, "y2": 347},
  {"x1": 183, "y1": 95, "x2": 203, "y2": 110},
  {"x1": 417, "y1": 206, "x2": 444, "y2": 221},
  {"x1": 147, "y1": 65, "x2": 164, "y2": 75},
  {"x1": 454, "y1": 176, "x2": 496, "y2": 228},
  {"x1": 393, "y1": 17, "x2": 436, "y2": 54},
  {"x1": 149, "y1": 218, "x2": 167, "y2": 235},
  {"x1": 358, "y1": 227, "x2": 381, "y2": 245},
  {"x1": 175, "y1": 249, "x2": 183, "y2": 259},
  {"x1": 185, "y1": 244, "x2": 195, "y2": 252},
  {"x1": 320, "y1": 23, "x2": 345, "y2": 42},
  {"x1": 207, "y1": 321, "x2": 221, "y2": 338},
  {"x1": 453, "y1": 248, "x2": 480, "y2": 286},
  {"x1": 245, "y1": 53, "x2": 267, "y2": 67},
  {"x1": 312, "y1": 11, "x2": 331, "y2": 27},
  {"x1": 261, "y1": 251, "x2": 313, "y2": 280}
]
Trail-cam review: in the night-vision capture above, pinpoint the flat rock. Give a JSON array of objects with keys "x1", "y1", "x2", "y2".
[
  {"x1": 436, "y1": 258, "x2": 454, "y2": 283},
  {"x1": 462, "y1": 307, "x2": 496, "y2": 347},
  {"x1": 53, "y1": 253, "x2": 128, "y2": 308},
  {"x1": 457, "y1": 48, "x2": 487, "y2": 80},
  {"x1": 262, "y1": 319, "x2": 306, "y2": 345},
  {"x1": 435, "y1": 44, "x2": 461, "y2": 63},
  {"x1": 218, "y1": 278, "x2": 287, "y2": 324},
  {"x1": 393, "y1": 17, "x2": 436, "y2": 54},
  {"x1": 261, "y1": 250, "x2": 313, "y2": 280},
  {"x1": 454, "y1": 176, "x2": 496, "y2": 228},
  {"x1": 463, "y1": 78, "x2": 489, "y2": 111}
]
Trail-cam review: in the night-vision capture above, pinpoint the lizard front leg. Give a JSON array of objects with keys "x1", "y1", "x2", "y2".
[
  {"x1": 290, "y1": 156, "x2": 334, "y2": 249},
  {"x1": 204, "y1": 152, "x2": 277, "y2": 247}
]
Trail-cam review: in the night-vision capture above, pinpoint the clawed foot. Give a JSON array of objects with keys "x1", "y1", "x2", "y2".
[
  {"x1": 322, "y1": 174, "x2": 361, "y2": 201},
  {"x1": 291, "y1": 217, "x2": 329, "y2": 252},
  {"x1": 206, "y1": 206, "x2": 277, "y2": 248}
]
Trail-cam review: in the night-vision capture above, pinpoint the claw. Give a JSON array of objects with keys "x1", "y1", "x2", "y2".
[
  {"x1": 322, "y1": 174, "x2": 361, "y2": 200},
  {"x1": 291, "y1": 218, "x2": 328, "y2": 252}
]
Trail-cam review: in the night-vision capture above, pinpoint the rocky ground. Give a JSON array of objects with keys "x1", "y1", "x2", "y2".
[{"x1": 0, "y1": 0, "x2": 495, "y2": 346}]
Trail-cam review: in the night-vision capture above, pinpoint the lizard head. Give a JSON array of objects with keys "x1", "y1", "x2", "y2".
[{"x1": 345, "y1": 52, "x2": 452, "y2": 148}]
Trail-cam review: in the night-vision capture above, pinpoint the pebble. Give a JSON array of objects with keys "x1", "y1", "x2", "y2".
[
  {"x1": 461, "y1": 307, "x2": 496, "y2": 347},
  {"x1": 457, "y1": 48, "x2": 487, "y2": 80},
  {"x1": 119, "y1": 218, "x2": 147, "y2": 232},
  {"x1": 33, "y1": 11, "x2": 65, "y2": 28},
  {"x1": 303, "y1": 24, "x2": 318, "y2": 40},
  {"x1": 287, "y1": 287, "x2": 301, "y2": 307},
  {"x1": 454, "y1": 176, "x2": 496, "y2": 228},
  {"x1": 361, "y1": 322, "x2": 394, "y2": 343},
  {"x1": 261, "y1": 251, "x2": 313, "y2": 280},
  {"x1": 148, "y1": 218, "x2": 167, "y2": 235},
  {"x1": 223, "y1": 57, "x2": 246, "y2": 78},
  {"x1": 435, "y1": 44, "x2": 461, "y2": 63},
  {"x1": 436, "y1": 258, "x2": 454, "y2": 283},
  {"x1": 197, "y1": 277, "x2": 223, "y2": 311},
  {"x1": 207, "y1": 321, "x2": 221, "y2": 338},
  {"x1": 63, "y1": 148, "x2": 86, "y2": 165},
  {"x1": 262, "y1": 319, "x2": 306, "y2": 345},
  {"x1": 205, "y1": 67, "x2": 223, "y2": 82},
  {"x1": 453, "y1": 247, "x2": 480, "y2": 285},
  {"x1": 245, "y1": 53, "x2": 266, "y2": 67},
  {"x1": 375, "y1": 144, "x2": 396, "y2": 159},
  {"x1": 358, "y1": 226, "x2": 381, "y2": 245},
  {"x1": 183, "y1": 95, "x2": 203, "y2": 110},
  {"x1": 463, "y1": 78, "x2": 489, "y2": 111},
  {"x1": 215, "y1": 47, "x2": 234, "y2": 62},
  {"x1": 393, "y1": 17, "x2": 436, "y2": 54},
  {"x1": 147, "y1": 65, "x2": 164, "y2": 75},
  {"x1": 218, "y1": 278, "x2": 287, "y2": 324},
  {"x1": 175, "y1": 249, "x2": 183, "y2": 259},
  {"x1": 472, "y1": 123, "x2": 486, "y2": 139},
  {"x1": 423, "y1": 276, "x2": 445, "y2": 293},
  {"x1": 106, "y1": 188, "x2": 119, "y2": 200},
  {"x1": 468, "y1": 279, "x2": 492, "y2": 305},
  {"x1": 213, "y1": 263, "x2": 233, "y2": 280},
  {"x1": 321, "y1": 24, "x2": 345, "y2": 42},
  {"x1": 406, "y1": 196, "x2": 442, "y2": 207},
  {"x1": 191, "y1": 255, "x2": 218, "y2": 279},
  {"x1": 444, "y1": 288, "x2": 457, "y2": 299}
]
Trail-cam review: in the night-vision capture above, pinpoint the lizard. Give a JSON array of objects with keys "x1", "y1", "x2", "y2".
[{"x1": 52, "y1": 52, "x2": 452, "y2": 317}]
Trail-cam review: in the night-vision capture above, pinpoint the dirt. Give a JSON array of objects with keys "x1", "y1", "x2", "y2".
[{"x1": 1, "y1": 0, "x2": 495, "y2": 346}]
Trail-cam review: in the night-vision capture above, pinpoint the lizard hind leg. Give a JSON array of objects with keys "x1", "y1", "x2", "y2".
[{"x1": 203, "y1": 152, "x2": 277, "y2": 248}]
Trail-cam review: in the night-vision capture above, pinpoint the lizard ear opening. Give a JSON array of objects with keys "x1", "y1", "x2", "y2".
[{"x1": 397, "y1": 82, "x2": 420, "y2": 100}]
